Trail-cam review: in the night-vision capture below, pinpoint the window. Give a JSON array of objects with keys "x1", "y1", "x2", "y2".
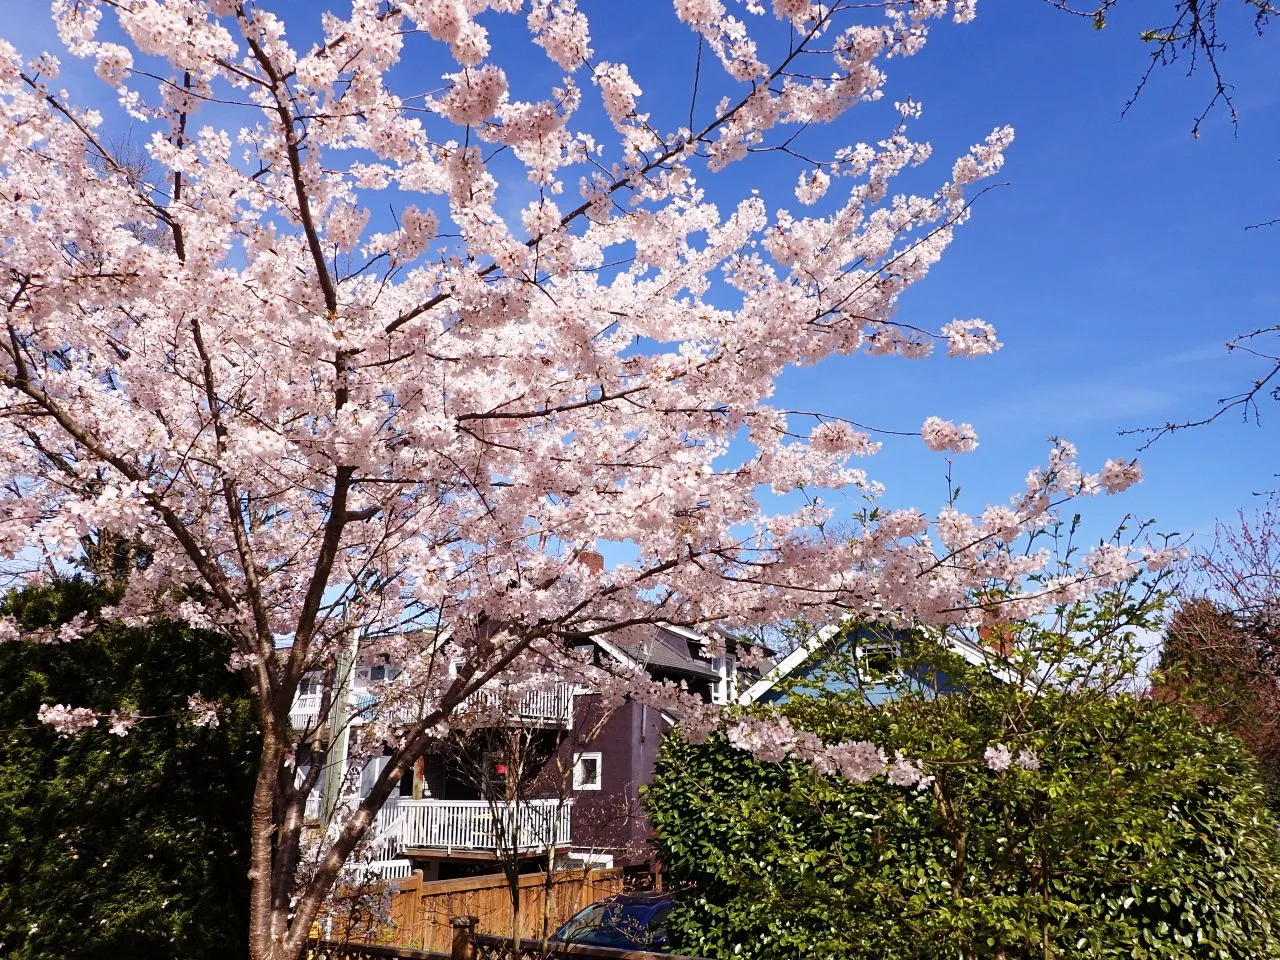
[
  {"x1": 711, "y1": 654, "x2": 738, "y2": 705},
  {"x1": 859, "y1": 641, "x2": 900, "y2": 676},
  {"x1": 360, "y1": 753, "x2": 412, "y2": 799},
  {"x1": 573, "y1": 752, "x2": 602, "y2": 791},
  {"x1": 359, "y1": 755, "x2": 390, "y2": 798},
  {"x1": 483, "y1": 750, "x2": 510, "y2": 800}
]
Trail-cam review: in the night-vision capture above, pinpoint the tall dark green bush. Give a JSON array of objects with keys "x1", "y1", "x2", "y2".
[
  {"x1": 0, "y1": 578, "x2": 258, "y2": 960},
  {"x1": 648, "y1": 679, "x2": 1280, "y2": 960}
]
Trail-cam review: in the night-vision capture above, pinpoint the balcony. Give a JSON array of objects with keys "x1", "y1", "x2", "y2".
[
  {"x1": 290, "y1": 682, "x2": 573, "y2": 734},
  {"x1": 462, "y1": 683, "x2": 574, "y2": 728},
  {"x1": 290, "y1": 693, "x2": 324, "y2": 731},
  {"x1": 390, "y1": 798, "x2": 572, "y2": 855}
]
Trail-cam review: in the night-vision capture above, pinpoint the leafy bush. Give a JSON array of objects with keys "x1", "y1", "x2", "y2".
[
  {"x1": 0, "y1": 578, "x2": 258, "y2": 960},
  {"x1": 648, "y1": 674, "x2": 1280, "y2": 960}
]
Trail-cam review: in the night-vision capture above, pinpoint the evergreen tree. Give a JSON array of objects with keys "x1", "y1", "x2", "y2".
[{"x1": 0, "y1": 578, "x2": 258, "y2": 960}]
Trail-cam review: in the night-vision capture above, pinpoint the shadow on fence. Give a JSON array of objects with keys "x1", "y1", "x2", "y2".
[
  {"x1": 310, "y1": 867, "x2": 704, "y2": 959},
  {"x1": 308, "y1": 917, "x2": 706, "y2": 960},
  {"x1": 380, "y1": 868, "x2": 626, "y2": 952}
]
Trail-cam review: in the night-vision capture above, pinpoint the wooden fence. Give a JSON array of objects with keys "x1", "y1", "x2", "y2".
[
  {"x1": 308, "y1": 932, "x2": 703, "y2": 960},
  {"x1": 384, "y1": 868, "x2": 626, "y2": 953}
]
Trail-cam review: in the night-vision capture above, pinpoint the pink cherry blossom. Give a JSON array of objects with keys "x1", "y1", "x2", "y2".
[
  {"x1": 795, "y1": 167, "x2": 831, "y2": 205},
  {"x1": 940, "y1": 318, "x2": 1001, "y2": 357},
  {"x1": 1086, "y1": 542, "x2": 1137, "y2": 585},
  {"x1": 984, "y1": 743, "x2": 1013, "y2": 772},
  {"x1": 108, "y1": 709, "x2": 139, "y2": 737},
  {"x1": 593, "y1": 62, "x2": 641, "y2": 126},
  {"x1": 0, "y1": 617, "x2": 20, "y2": 643},
  {"x1": 921, "y1": 416, "x2": 979, "y2": 454},
  {"x1": 1099, "y1": 458, "x2": 1143, "y2": 494},
  {"x1": 38, "y1": 703, "x2": 99, "y2": 737},
  {"x1": 887, "y1": 752, "x2": 929, "y2": 788},
  {"x1": 0, "y1": 2, "x2": 1150, "y2": 955},
  {"x1": 1140, "y1": 545, "x2": 1184, "y2": 572},
  {"x1": 187, "y1": 693, "x2": 221, "y2": 729},
  {"x1": 93, "y1": 42, "x2": 131, "y2": 86}
]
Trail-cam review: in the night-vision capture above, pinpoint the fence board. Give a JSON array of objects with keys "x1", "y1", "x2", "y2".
[
  {"x1": 385, "y1": 868, "x2": 626, "y2": 953},
  {"x1": 308, "y1": 937, "x2": 701, "y2": 960}
]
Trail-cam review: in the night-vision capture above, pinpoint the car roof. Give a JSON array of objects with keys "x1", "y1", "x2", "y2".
[{"x1": 600, "y1": 892, "x2": 676, "y2": 910}]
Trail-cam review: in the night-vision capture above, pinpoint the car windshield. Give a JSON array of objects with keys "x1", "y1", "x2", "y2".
[{"x1": 555, "y1": 901, "x2": 670, "y2": 948}]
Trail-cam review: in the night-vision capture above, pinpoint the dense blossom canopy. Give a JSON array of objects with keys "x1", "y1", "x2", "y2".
[{"x1": 0, "y1": 1, "x2": 1155, "y2": 956}]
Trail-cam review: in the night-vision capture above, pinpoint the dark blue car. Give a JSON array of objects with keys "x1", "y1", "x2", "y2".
[{"x1": 551, "y1": 892, "x2": 678, "y2": 952}]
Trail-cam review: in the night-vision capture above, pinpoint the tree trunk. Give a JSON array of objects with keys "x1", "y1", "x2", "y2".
[{"x1": 248, "y1": 730, "x2": 290, "y2": 960}]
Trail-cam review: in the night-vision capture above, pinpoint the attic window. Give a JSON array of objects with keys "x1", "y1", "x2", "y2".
[{"x1": 859, "y1": 641, "x2": 900, "y2": 676}]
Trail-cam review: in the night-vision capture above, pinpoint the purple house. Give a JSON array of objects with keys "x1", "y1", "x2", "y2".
[
  {"x1": 553, "y1": 625, "x2": 761, "y2": 870},
  {"x1": 297, "y1": 624, "x2": 765, "y2": 882}
]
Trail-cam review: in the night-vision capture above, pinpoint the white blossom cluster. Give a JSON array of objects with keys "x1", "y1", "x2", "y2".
[
  {"x1": 187, "y1": 693, "x2": 221, "y2": 729},
  {"x1": 984, "y1": 743, "x2": 1039, "y2": 772},
  {"x1": 37, "y1": 703, "x2": 99, "y2": 737}
]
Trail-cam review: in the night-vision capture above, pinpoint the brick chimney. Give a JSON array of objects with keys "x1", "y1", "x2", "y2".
[
  {"x1": 978, "y1": 622, "x2": 1014, "y2": 659},
  {"x1": 578, "y1": 549, "x2": 604, "y2": 574}
]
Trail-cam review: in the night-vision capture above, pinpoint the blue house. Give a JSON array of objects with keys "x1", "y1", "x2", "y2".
[{"x1": 739, "y1": 620, "x2": 1013, "y2": 706}]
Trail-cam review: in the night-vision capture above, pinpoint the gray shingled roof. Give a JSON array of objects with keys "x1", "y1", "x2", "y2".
[{"x1": 615, "y1": 626, "x2": 721, "y2": 680}]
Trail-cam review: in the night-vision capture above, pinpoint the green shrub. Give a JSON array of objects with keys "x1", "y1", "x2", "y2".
[
  {"x1": 0, "y1": 578, "x2": 258, "y2": 960},
  {"x1": 648, "y1": 684, "x2": 1280, "y2": 960}
]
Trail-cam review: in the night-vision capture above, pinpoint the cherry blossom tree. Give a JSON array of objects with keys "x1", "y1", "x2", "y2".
[{"x1": 0, "y1": 2, "x2": 1152, "y2": 957}]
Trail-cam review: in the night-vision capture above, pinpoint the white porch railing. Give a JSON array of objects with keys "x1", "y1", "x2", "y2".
[
  {"x1": 291, "y1": 682, "x2": 573, "y2": 732},
  {"x1": 362, "y1": 796, "x2": 405, "y2": 861},
  {"x1": 363, "y1": 859, "x2": 413, "y2": 879},
  {"x1": 341, "y1": 857, "x2": 413, "y2": 881},
  {"x1": 463, "y1": 683, "x2": 574, "y2": 727},
  {"x1": 290, "y1": 693, "x2": 324, "y2": 730},
  {"x1": 394, "y1": 798, "x2": 571, "y2": 853}
]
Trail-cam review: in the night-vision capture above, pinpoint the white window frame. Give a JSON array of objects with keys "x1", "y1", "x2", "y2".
[
  {"x1": 711, "y1": 654, "x2": 738, "y2": 705},
  {"x1": 857, "y1": 640, "x2": 901, "y2": 677},
  {"x1": 572, "y1": 752, "x2": 603, "y2": 791}
]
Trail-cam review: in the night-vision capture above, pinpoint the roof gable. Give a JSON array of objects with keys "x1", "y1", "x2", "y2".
[{"x1": 739, "y1": 619, "x2": 1016, "y2": 704}]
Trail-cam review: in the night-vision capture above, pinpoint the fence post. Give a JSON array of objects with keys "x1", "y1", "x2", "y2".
[{"x1": 450, "y1": 914, "x2": 479, "y2": 960}]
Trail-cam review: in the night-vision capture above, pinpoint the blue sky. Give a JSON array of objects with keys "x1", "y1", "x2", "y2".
[
  {"x1": 756, "y1": 0, "x2": 1280, "y2": 551},
  {"x1": 6, "y1": 0, "x2": 1277, "y2": 557},
  {"x1": 856, "y1": 0, "x2": 1280, "y2": 548}
]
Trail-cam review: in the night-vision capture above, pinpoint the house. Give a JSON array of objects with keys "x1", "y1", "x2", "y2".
[
  {"x1": 552, "y1": 624, "x2": 762, "y2": 871},
  {"x1": 294, "y1": 623, "x2": 765, "y2": 882},
  {"x1": 740, "y1": 619, "x2": 1012, "y2": 706}
]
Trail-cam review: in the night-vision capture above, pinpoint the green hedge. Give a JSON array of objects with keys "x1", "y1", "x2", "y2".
[
  {"x1": 647, "y1": 688, "x2": 1280, "y2": 960},
  {"x1": 0, "y1": 578, "x2": 258, "y2": 960}
]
